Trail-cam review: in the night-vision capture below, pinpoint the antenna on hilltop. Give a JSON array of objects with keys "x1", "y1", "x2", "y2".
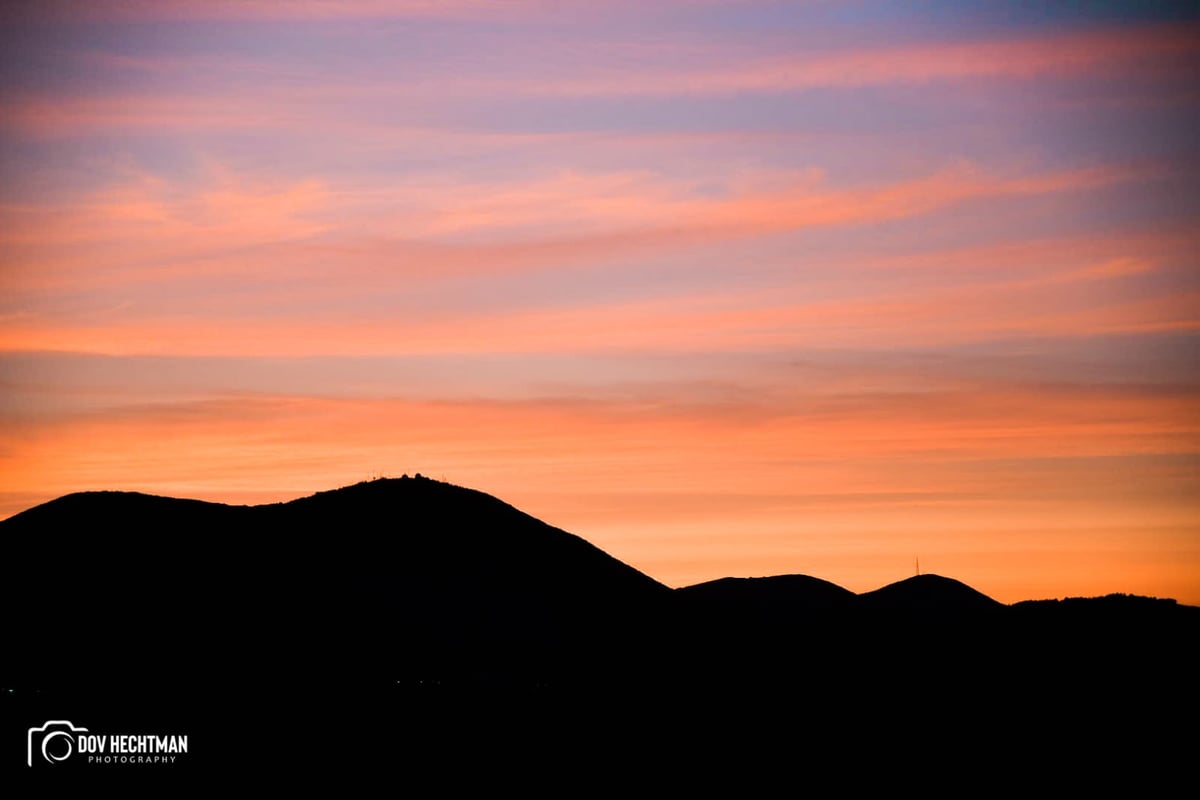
[{"x1": 915, "y1": 556, "x2": 920, "y2": 577}]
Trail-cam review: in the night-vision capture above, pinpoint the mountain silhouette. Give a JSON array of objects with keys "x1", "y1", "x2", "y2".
[
  {"x1": 856, "y1": 572, "x2": 1004, "y2": 614},
  {"x1": 677, "y1": 574, "x2": 857, "y2": 613},
  {"x1": 2, "y1": 476, "x2": 1194, "y2": 689},
  {"x1": 0, "y1": 475, "x2": 669, "y2": 692},
  {"x1": 1, "y1": 476, "x2": 1196, "y2": 782}
]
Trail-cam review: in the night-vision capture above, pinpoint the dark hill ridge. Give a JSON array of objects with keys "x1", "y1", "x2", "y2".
[
  {"x1": 0, "y1": 475, "x2": 671, "y2": 691},
  {"x1": 676, "y1": 574, "x2": 857, "y2": 611},
  {"x1": 2, "y1": 476, "x2": 1195, "y2": 657},
  {"x1": 672, "y1": 571, "x2": 1004, "y2": 618},
  {"x1": 4, "y1": 474, "x2": 1195, "y2": 703},
  {"x1": 670, "y1": 574, "x2": 854, "y2": 633},
  {"x1": 3, "y1": 476, "x2": 666, "y2": 600},
  {"x1": 1, "y1": 476, "x2": 1197, "y2": 781},
  {"x1": 274, "y1": 475, "x2": 668, "y2": 601},
  {"x1": 2, "y1": 475, "x2": 1193, "y2": 619},
  {"x1": 856, "y1": 573, "x2": 1005, "y2": 613}
]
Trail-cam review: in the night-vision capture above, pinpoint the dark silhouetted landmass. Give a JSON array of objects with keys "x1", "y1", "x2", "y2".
[
  {"x1": 1, "y1": 476, "x2": 1195, "y2": 783},
  {"x1": 677, "y1": 573, "x2": 857, "y2": 614},
  {"x1": 857, "y1": 573, "x2": 1005, "y2": 613},
  {"x1": 0, "y1": 477, "x2": 669, "y2": 693}
]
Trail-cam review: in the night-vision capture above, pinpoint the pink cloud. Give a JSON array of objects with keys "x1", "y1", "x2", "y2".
[
  {"x1": 490, "y1": 21, "x2": 1200, "y2": 96},
  {"x1": 0, "y1": 159, "x2": 1148, "y2": 295},
  {"x1": 0, "y1": 157, "x2": 1182, "y2": 358},
  {"x1": 7, "y1": 20, "x2": 1194, "y2": 146},
  {"x1": 10, "y1": 0, "x2": 550, "y2": 23}
]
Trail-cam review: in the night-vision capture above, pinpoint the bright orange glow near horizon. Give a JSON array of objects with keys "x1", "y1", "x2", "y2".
[{"x1": 2, "y1": 1, "x2": 1198, "y2": 606}]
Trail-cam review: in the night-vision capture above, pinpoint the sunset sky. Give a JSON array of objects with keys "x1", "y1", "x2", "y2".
[{"x1": 2, "y1": 1, "x2": 1198, "y2": 604}]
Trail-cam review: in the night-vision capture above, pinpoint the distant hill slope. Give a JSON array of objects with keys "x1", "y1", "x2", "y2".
[
  {"x1": 672, "y1": 574, "x2": 857, "y2": 638},
  {"x1": 676, "y1": 574, "x2": 857, "y2": 611},
  {"x1": 856, "y1": 573, "x2": 1004, "y2": 613}
]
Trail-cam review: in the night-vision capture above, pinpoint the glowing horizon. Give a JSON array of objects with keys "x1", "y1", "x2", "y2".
[{"x1": 2, "y1": 1, "x2": 1198, "y2": 605}]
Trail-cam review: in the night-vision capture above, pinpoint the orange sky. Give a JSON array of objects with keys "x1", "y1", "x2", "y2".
[{"x1": 2, "y1": 1, "x2": 1198, "y2": 604}]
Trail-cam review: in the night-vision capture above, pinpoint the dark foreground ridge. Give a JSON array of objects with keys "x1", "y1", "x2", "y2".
[{"x1": 1, "y1": 476, "x2": 1196, "y2": 784}]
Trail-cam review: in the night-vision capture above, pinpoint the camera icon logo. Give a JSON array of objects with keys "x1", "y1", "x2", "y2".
[{"x1": 27, "y1": 721, "x2": 89, "y2": 767}]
